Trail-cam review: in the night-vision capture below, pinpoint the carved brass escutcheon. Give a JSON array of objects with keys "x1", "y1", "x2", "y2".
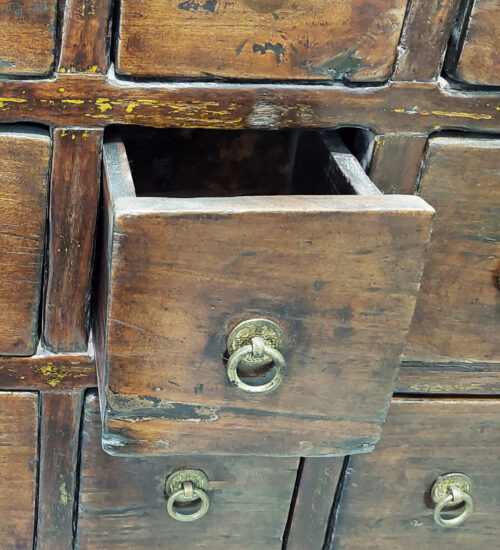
[
  {"x1": 431, "y1": 473, "x2": 473, "y2": 528},
  {"x1": 165, "y1": 469, "x2": 210, "y2": 522}
]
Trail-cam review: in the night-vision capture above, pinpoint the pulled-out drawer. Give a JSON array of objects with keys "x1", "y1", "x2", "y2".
[
  {"x1": 0, "y1": 392, "x2": 39, "y2": 549},
  {"x1": 332, "y1": 398, "x2": 500, "y2": 549},
  {"x1": 76, "y1": 393, "x2": 298, "y2": 549},
  {"x1": 96, "y1": 128, "x2": 434, "y2": 457},
  {"x1": 405, "y1": 135, "x2": 500, "y2": 363},
  {"x1": 0, "y1": 1, "x2": 57, "y2": 75},
  {"x1": 446, "y1": 0, "x2": 500, "y2": 86},
  {"x1": 114, "y1": 0, "x2": 409, "y2": 81},
  {"x1": 0, "y1": 126, "x2": 51, "y2": 355}
]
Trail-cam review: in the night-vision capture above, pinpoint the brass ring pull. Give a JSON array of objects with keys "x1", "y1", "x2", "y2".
[
  {"x1": 431, "y1": 473, "x2": 473, "y2": 528},
  {"x1": 226, "y1": 336, "x2": 286, "y2": 394},
  {"x1": 165, "y1": 469, "x2": 210, "y2": 522}
]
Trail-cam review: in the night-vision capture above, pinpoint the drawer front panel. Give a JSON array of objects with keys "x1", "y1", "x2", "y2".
[
  {"x1": 0, "y1": 392, "x2": 39, "y2": 549},
  {"x1": 332, "y1": 399, "x2": 500, "y2": 549},
  {"x1": 115, "y1": 0, "x2": 409, "y2": 81},
  {"x1": 0, "y1": 127, "x2": 51, "y2": 355},
  {"x1": 0, "y1": 1, "x2": 57, "y2": 76},
  {"x1": 406, "y1": 136, "x2": 500, "y2": 363},
  {"x1": 447, "y1": 0, "x2": 500, "y2": 86},
  {"x1": 76, "y1": 394, "x2": 298, "y2": 549},
  {"x1": 97, "y1": 131, "x2": 434, "y2": 457}
]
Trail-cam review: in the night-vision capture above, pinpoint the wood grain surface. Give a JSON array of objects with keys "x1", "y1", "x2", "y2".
[
  {"x1": 446, "y1": 0, "x2": 500, "y2": 86},
  {"x1": 37, "y1": 392, "x2": 83, "y2": 550},
  {"x1": 0, "y1": 126, "x2": 51, "y2": 355},
  {"x1": 43, "y1": 128, "x2": 102, "y2": 352},
  {"x1": 115, "y1": 0, "x2": 408, "y2": 81},
  {"x1": 0, "y1": 392, "x2": 38, "y2": 549},
  {"x1": 0, "y1": 0, "x2": 57, "y2": 75},
  {"x1": 405, "y1": 136, "x2": 500, "y2": 363},
  {"x1": 76, "y1": 393, "x2": 298, "y2": 549},
  {"x1": 97, "y1": 133, "x2": 434, "y2": 456},
  {"x1": 331, "y1": 398, "x2": 500, "y2": 549}
]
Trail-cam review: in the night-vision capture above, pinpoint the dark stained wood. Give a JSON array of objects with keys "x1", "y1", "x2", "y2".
[
  {"x1": 0, "y1": 392, "x2": 38, "y2": 549},
  {"x1": 58, "y1": 0, "x2": 113, "y2": 75},
  {"x1": 368, "y1": 133, "x2": 428, "y2": 194},
  {"x1": 0, "y1": 127, "x2": 51, "y2": 356},
  {"x1": 396, "y1": 361, "x2": 500, "y2": 394},
  {"x1": 331, "y1": 398, "x2": 500, "y2": 549},
  {"x1": 446, "y1": 0, "x2": 500, "y2": 86},
  {"x1": 0, "y1": 352, "x2": 96, "y2": 390},
  {"x1": 286, "y1": 458, "x2": 344, "y2": 550},
  {"x1": 405, "y1": 136, "x2": 500, "y2": 363},
  {"x1": 115, "y1": 0, "x2": 408, "y2": 81},
  {"x1": 37, "y1": 392, "x2": 83, "y2": 550},
  {"x1": 393, "y1": 0, "x2": 461, "y2": 82},
  {"x1": 0, "y1": 1, "x2": 57, "y2": 75},
  {"x1": 76, "y1": 393, "x2": 298, "y2": 549},
  {"x1": 96, "y1": 132, "x2": 434, "y2": 457},
  {"x1": 0, "y1": 77, "x2": 498, "y2": 134},
  {"x1": 43, "y1": 128, "x2": 102, "y2": 352}
]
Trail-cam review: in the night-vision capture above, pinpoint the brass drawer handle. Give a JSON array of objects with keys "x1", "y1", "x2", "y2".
[
  {"x1": 431, "y1": 473, "x2": 473, "y2": 528},
  {"x1": 165, "y1": 469, "x2": 210, "y2": 522},
  {"x1": 226, "y1": 319, "x2": 286, "y2": 394}
]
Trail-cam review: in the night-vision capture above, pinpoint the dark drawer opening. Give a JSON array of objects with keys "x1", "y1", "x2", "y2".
[{"x1": 105, "y1": 127, "x2": 380, "y2": 199}]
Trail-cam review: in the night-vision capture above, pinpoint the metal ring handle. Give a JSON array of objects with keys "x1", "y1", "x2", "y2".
[
  {"x1": 226, "y1": 338, "x2": 285, "y2": 394},
  {"x1": 433, "y1": 485, "x2": 473, "y2": 528},
  {"x1": 166, "y1": 486, "x2": 210, "y2": 522}
]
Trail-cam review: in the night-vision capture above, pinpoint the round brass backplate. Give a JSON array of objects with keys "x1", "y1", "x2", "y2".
[
  {"x1": 227, "y1": 318, "x2": 284, "y2": 368},
  {"x1": 165, "y1": 469, "x2": 209, "y2": 503},
  {"x1": 431, "y1": 473, "x2": 472, "y2": 505}
]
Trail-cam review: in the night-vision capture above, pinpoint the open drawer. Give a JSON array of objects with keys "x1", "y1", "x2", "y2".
[{"x1": 96, "y1": 128, "x2": 434, "y2": 457}]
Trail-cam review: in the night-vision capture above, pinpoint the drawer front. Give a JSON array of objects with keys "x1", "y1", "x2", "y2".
[
  {"x1": 446, "y1": 0, "x2": 499, "y2": 86},
  {"x1": 332, "y1": 399, "x2": 500, "y2": 549},
  {"x1": 97, "y1": 130, "x2": 434, "y2": 457},
  {"x1": 0, "y1": 392, "x2": 39, "y2": 549},
  {"x1": 76, "y1": 394, "x2": 298, "y2": 549},
  {"x1": 405, "y1": 136, "x2": 500, "y2": 363},
  {"x1": 0, "y1": 1, "x2": 57, "y2": 75},
  {"x1": 115, "y1": 0, "x2": 409, "y2": 81},
  {"x1": 0, "y1": 127, "x2": 51, "y2": 355}
]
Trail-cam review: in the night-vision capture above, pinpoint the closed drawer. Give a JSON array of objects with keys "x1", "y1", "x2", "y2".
[
  {"x1": 331, "y1": 398, "x2": 500, "y2": 549},
  {"x1": 96, "y1": 128, "x2": 433, "y2": 457},
  {"x1": 0, "y1": 1, "x2": 57, "y2": 75},
  {"x1": 0, "y1": 126, "x2": 51, "y2": 355},
  {"x1": 405, "y1": 135, "x2": 500, "y2": 363},
  {"x1": 0, "y1": 392, "x2": 39, "y2": 549},
  {"x1": 446, "y1": 0, "x2": 499, "y2": 86},
  {"x1": 115, "y1": 0, "x2": 409, "y2": 81},
  {"x1": 76, "y1": 393, "x2": 298, "y2": 549}
]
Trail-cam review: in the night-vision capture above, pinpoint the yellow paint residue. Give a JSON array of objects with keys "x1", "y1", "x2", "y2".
[
  {"x1": 60, "y1": 482, "x2": 69, "y2": 506},
  {"x1": 82, "y1": 130, "x2": 90, "y2": 138},
  {"x1": 431, "y1": 110, "x2": 492, "y2": 120},
  {"x1": 126, "y1": 100, "x2": 139, "y2": 113},
  {"x1": 37, "y1": 362, "x2": 89, "y2": 388},
  {"x1": 0, "y1": 97, "x2": 27, "y2": 110},
  {"x1": 61, "y1": 99, "x2": 85, "y2": 104},
  {"x1": 84, "y1": 65, "x2": 100, "y2": 74},
  {"x1": 58, "y1": 87, "x2": 65, "y2": 93},
  {"x1": 95, "y1": 97, "x2": 113, "y2": 112}
]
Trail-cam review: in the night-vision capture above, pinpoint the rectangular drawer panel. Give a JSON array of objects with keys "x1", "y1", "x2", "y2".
[
  {"x1": 76, "y1": 394, "x2": 298, "y2": 549},
  {"x1": 0, "y1": 126, "x2": 51, "y2": 355},
  {"x1": 0, "y1": 391, "x2": 39, "y2": 549},
  {"x1": 332, "y1": 399, "x2": 500, "y2": 549},
  {"x1": 0, "y1": 1, "x2": 57, "y2": 75},
  {"x1": 96, "y1": 129, "x2": 434, "y2": 457},
  {"x1": 406, "y1": 136, "x2": 500, "y2": 363},
  {"x1": 115, "y1": 0, "x2": 409, "y2": 81}
]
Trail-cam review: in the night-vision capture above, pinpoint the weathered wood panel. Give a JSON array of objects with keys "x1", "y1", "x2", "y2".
[
  {"x1": 331, "y1": 399, "x2": 500, "y2": 549},
  {"x1": 405, "y1": 136, "x2": 500, "y2": 363},
  {"x1": 43, "y1": 128, "x2": 102, "y2": 352},
  {"x1": 37, "y1": 392, "x2": 83, "y2": 550},
  {"x1": 0, "y1": 0, "x2": 57, "y2": 75},
  {"x1": 115, "y1": 0, "x2": 409, "y2": 81},
  {"x1": 97, "y1": 133, "x2": 434, "y2": 456},
  {"x1": 0, "y1": 392, "x2": 38, "y2": 549},
  {"x1": 58, "y1": 0, "x2": 114, "y2": 74},
  {"x1": 446, "y1": 0, "x2": 500, "y2": 86},
  {"x1": 76, "y1": 393, "x2": 298, "y2": 549},
  {"x1": 0, "y1": 127, "x2": 51, "y2": 355}
]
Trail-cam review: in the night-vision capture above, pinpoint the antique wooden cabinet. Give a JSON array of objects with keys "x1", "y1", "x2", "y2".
[{"x1": 0, "y1": 0, "x2": 498, "y2": 548}]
